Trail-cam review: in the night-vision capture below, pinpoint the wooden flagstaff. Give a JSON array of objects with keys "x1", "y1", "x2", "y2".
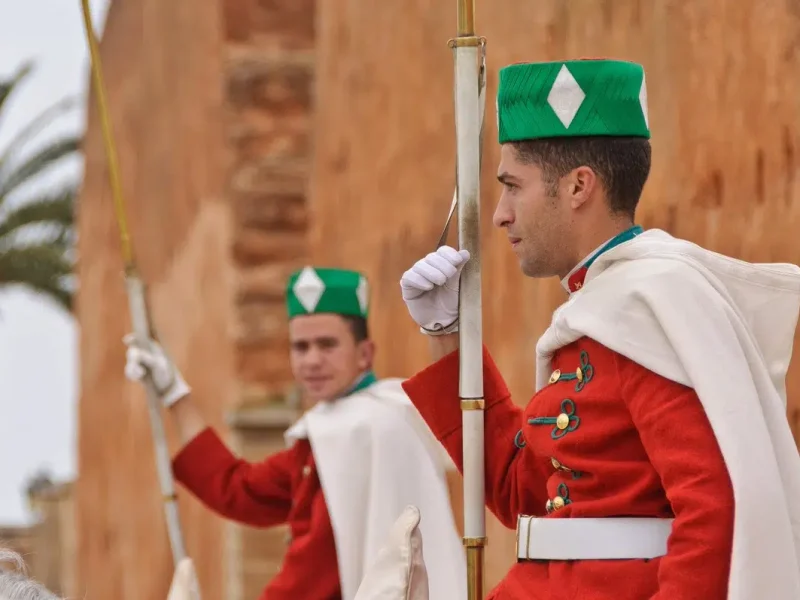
[{"x1": 78, "y1": 2, "x2": 200, "y2": 597}]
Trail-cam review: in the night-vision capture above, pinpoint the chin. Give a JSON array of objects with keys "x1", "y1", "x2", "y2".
[
  {"x1": 518, "y1": 259, "x2": 538, "y2": 278},
  {"x1": 305, "y1": 382, "x2": 344, "y2": 403},
  {"x1": 302, "y1": 383, "x2": 327, "y2": 401},
  {"x1": 519, "y1": 259, "x2": 551, "y2": 279}
]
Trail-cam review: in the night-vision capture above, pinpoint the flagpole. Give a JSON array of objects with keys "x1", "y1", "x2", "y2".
[
  {"x1": 449, "y1": 1, "x2": 486, "y2": 597},
  {"x1": 78, "y1": 3, "x2": 200, "y2": 597}
]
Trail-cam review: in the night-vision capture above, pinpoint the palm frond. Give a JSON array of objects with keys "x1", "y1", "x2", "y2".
[
  {"x1": 0, "y1": 185, "x2": 76, "y2": 243},
  {"x1": 0, "y1": 61, "x2": 80, "y2": 315},
  {"x1": 0, "y1": 243, "x2": 73, "y2": 312},
  {"x1": 0, "y1": 62, "x2": 33, "y2": 120},
  {"x1": 0, "y1": 136, "x2": 81, "y2": 201},
  {"x1": 0, "y1": 95, "x2": 78, "y2": 173}
]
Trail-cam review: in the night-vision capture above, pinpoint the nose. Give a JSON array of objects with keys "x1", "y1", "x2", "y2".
[
  {"x1": 303, "y1": 345, "x2": 324, "y2": 367},
  {"x1": 492, "y1": 193, "x2": 513, "y2": 229}
]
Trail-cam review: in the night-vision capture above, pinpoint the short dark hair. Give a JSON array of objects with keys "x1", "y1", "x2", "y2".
[
  {"x1": 510, "y1": 136, "x2": 651, "y2": 217},
  {"x1": 339, "y1": 314, "x2": 369, "y2": 342}
]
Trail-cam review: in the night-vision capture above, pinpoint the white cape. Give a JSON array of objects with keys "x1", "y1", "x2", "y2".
[
  {"x1": 285, "y1": 378, "x2": 467, "y2": 600},
  {"x1": 353, "y1": 505, "x2": 430, "y2": 600},
  {"x1": 535, "y1": 228, "x2": 800, "y2": 598}
]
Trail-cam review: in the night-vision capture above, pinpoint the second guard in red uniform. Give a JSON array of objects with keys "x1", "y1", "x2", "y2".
[{"x1": 125, "y1": 267, "x2": 466, "y2": 600}]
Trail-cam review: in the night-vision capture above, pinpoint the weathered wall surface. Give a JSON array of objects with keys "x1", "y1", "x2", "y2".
[
  {"x1": 311, "y1": 0, "x2": 800, "y2": 590},
  {"x1": 75, "y1": 0, "x2": 232, "y2": 598},
  {"x1": 77, "y1": 0, "x2": 800, "y2": 596},
  {"x1": 76, "y1": 0, "x2": 316, "y2": 597},
  {"x1": 224, "y1": 0, "x2": 315, "y2": 405},
  {"x1": 0, "y1": 481, "x2": 74, "y2": 596}
]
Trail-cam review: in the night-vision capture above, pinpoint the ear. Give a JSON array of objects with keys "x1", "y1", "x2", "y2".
[
  {"x1": 566, "y1": 166, "x2": 598, "y2": 210},
  {"x1": 357, "y1": 339, "x2": 376, "y2": 370}
]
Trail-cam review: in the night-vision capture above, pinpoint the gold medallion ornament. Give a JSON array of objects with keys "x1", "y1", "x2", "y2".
[{"x1": 556, "y1": 413, "x2": 570, "y2": 430}]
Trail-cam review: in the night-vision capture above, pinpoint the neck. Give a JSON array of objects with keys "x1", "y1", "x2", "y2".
[
  {"x1": 345, "y1": 369, "x2": 375, "y2": 394},
  {"x1": 562, "y1": 217, "x2": 635, "y2": 279},
  {"x1": 300, "y1": 369, "x2": 376, "y2": 411}
]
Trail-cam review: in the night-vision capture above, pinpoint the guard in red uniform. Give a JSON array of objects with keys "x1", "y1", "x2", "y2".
[
  {"x1": 124, "y1": 267, "x2": 466, "y2": 600},
  {"x1": 399, "y1": 58, "x2": 800, "y2": 599}
]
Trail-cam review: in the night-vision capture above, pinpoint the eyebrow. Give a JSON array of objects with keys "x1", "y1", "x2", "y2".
[
  {"x1": 291, "y1": 335, "x2": 338, "y2": 346},
  {"x1": 497, "y1": 172, "x2": 521, "y2": 184}
]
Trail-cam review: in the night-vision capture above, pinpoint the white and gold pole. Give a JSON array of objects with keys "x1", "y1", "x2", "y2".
[
  {"x1": 449, "y1": 1, "x2": 486, "y2": 598},
  {"x1": 78, "y1": 2, "x2": 200, "y2": 597}
]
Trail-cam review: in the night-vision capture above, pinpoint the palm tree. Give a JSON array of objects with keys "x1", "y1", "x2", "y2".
[{"x1": 0, "y1": 61, "x2": 80, "y2": 313}]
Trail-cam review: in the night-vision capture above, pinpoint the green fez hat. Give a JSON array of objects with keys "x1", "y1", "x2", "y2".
[
  {"x1": 286, "y1": 266, "x2": 369, "y2": 319},
  {"x1": 496, "y1": 58, "x2": 650, "y2": 143}
]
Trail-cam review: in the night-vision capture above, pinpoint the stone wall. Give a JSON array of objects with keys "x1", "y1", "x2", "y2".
[
  {"x1": 26, "y1": 481, "x2": 76, "y2": 597},
  {"x1": 0, "y1": 480, "x2": 75, "y2": 597},
  {"x1": 76, "y1": 0, "x2": 800, "y2": 597},
  {"x1": 219, "y1": 3, "x2": 317, "y2": 596},
  {"x1": 224, "y1": 0, "x2": 315, "y2": 405},
  {"x1": 76, "y1": 0, "x2": 233, "y2": 597},
  {"x1": 76, "y1": 0, "x2": 316, "y2": 597}
]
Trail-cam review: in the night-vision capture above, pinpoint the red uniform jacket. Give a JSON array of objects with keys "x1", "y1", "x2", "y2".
[
  {"x1": 401, "y1": 338, "x2": 734, "y2": 600},
  {"x1": 172, "y1": 428, "x2": 341, "y2": 600}
]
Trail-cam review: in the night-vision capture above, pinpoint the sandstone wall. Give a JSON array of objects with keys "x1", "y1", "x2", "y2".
[
  {"x1": 76, "y1": 0, "x2": 800, "y2": 596},
  {"x1": 310, "y1": 0, "x2": 800, "y2": 590},
  {"x1": 224, "y1": 0, "x2": 315, "y2": 405},
  {"x1": 0, "y1": 481, "x2": 75, "y2": 596},
  {"x1": 76, "y1": 0, "x2": 232, "y2": 596},
  {"x1": 77, "y1": 0, "x2": 317, "y2": 596},
  {"x1": 26, "y1": 482, "x2": 76, "y2": 597}
]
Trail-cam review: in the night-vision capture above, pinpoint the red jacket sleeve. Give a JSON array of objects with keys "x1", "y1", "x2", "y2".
[
  {"x1": 172, "y1": 427, "x2": 294, "y2": 527},
  {"x1": 402, "y1": 346, "x2": 551, "y2": 528},
  {"x1": 615, "y1": 353, "x2": 734, "y2": 599}
]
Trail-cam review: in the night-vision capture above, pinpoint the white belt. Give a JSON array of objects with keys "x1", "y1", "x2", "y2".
[{"x1": 516, "y1": 515, "x2": 674, "y2": 561}]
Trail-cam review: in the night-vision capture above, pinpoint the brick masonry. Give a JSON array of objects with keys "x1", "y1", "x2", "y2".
[
  {"x1": 220, "y1": 1, "x2": 315, "y2": 596},
  {"x1": 222, "y1": 0, "x2": 315, "y2": 405}
]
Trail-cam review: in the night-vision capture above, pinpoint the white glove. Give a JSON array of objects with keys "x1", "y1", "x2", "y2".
[
  {"x1": 123, "y1": 334, "x2": 191, "y2": 408},
  {"x1": 400, "y1": 246, "x2": 470, "y2": 335},
  {"x1": 167, "y1": 558, "x2": 200, "y2": 600}
]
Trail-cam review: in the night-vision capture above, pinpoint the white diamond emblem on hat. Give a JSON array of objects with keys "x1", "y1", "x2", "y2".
[
  {"x1": 547, "y1": 65, "x2": 585, "y2": 128},
  {"x1": 293, "y1": 267, "x2": 325, "y2": 312},
  {"x1": 639, "y1": 73, "x2": 649, "y2": 128},
  {"x1": 356, "y1": 276, "x2": 368, "y2": 314}
]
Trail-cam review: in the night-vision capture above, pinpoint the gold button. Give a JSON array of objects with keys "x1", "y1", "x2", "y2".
[
  {"x1": 549, "y1": 369, "x2": 561, "y2": 384},
  {"x1": 302, "y1": 465, "x2": 311, "y2": 476},
  {"x1": 576, "y1": 367, "x2": 584, "y2": 382},
  {"x1": 550, "y1": 457, "x2": 562, "y2": 470},
  {"x1": 556, "y1": 413, "x2": 570, "y2": 430},
  {"x1": 552, "y1": 496, "x2": 566, "y2": 510}
]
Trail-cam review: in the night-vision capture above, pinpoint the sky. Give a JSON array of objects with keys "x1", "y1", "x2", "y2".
[{"x1": 0, "y1": 0, "x2": 110, "y2": 525}]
